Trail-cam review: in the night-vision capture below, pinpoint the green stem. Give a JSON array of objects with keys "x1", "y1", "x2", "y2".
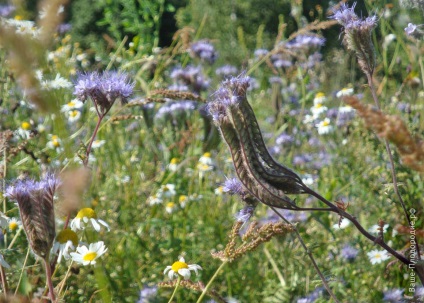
[
  {"x1": 168, "y1": 276, "x2": 182, "y2": 303},
  {"x1": 196, "y1": 261, "x2": 228, "y2": 303}
]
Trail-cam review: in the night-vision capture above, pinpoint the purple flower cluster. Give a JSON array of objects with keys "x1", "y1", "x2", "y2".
[
  {"x1": 189, "y1": 40, "x2": 218, "y2": 64},
  {"x1": 340, "y1": 244, "x2": 359, "y2": 261},
  {"x1": 137, "y1": 285, "x2": 158, "y2": 303},
  {"x1": 296, "y1": 287, "x2": 324, "y2": 303},
  {"x1": 254, "y1": 48, "x2": 269, "y2": 59},
  {"x1": 74, "y1": 71, "x2": 134, "y2": 114},
  {"x1": 223, "y1": 178, "x2": 245, "y2": 196},
  {"x1": 216, "y1": 65, "x2": 238, "y2": 78},
  {"x1": 382, "y1": 289, "x2": 404, "y2": 302},
  {"x1": 154, "y1": 100, "x2": 198, "y2": 126},
  {"x1": 285, "y1": 35, "x2": 325, "y2": 52},
  {"x1": 170, "y1": 65, "x2": 210, "y2": 93},
  {"x1": 235, "y1": 205, "x2": 255, "y2": 223},
  {"x1": 6, "y1": 174, "x2": 61, "y2": 203},
  {"x1": 0, "y1": 4, "x2": 15, "y2": 17}
]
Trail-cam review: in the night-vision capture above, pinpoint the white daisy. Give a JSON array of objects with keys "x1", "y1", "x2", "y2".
[
  {"x1": 168, "y1": 158, "x2": 179, "y2": 172},
  {"x1": 147, "y1": 194, "x2": 163, "y2": 205},
  {"x1": 303, "y1": 114, "x2": 316, "y2": 124},
  {"x1": 311, "y1": 103, "x2": 328, "y2": 117},
  {"x1": 46, "y1": 134, "x2": 63, "y2": 152},
  {"x1": 44, "y1": 73, "x2": 72, "y2": 89},
  {"x1": 163, "y1": 256, "x2": 202, "y2": 280},
  {"x1": 61, "y1": 99, "x2": 84, "y2": 112},
  {"x1": 313, "y1": 92, "x2": 327, "y2": 105},
  {"x1": 332, "y1": 219, "x2": 350, "y2": 230},
  {"x1": 91, "y1": 140, "x2": 106, "y2": 149},
  {"x1": 336, "y1": 87, "x2": 354, "y2": 98},
  {"x1": 214, "y1": 186, "x2": 224, "y2": 196},
  {"x1": 368, "y1": 224, "x2": 389, "y2": 235},
  {"x1": 367, "y1": 249, "x2": 390, "y2": 264},
  {"x1": 70, "y1": 241, "x2": 108, "y2": 266},
  {"x1": 198, "y1": 152, "x2": 214, "y2": 166},
  {"x1": 15, "y1": 121, "x2": 32, "y2": 139},
  {"x1": 157, "y1": 184, "x2": 176, "y2": 198},
  {"x1": 66, "y1": 110, "x2": 81, "y2": 123},
  {"x1": 315, "y1": 118, "x2": 333, "y2": 135},
  {"x1": 179, "y1": 195, "x2": 188, "y2": 208},
  {"x1": 165, "y1": 202, "x2": 177, "y2": 214},
  {"x1": 339, "y1": 105, "x2": 354, "y2": 113},
  {"x1": 52, "y1": 229, "x2": 78, "y2": 263},
  {"x1": 8, "y1": 217, "x2": 21, "y2": 232},
  {"x1": 70, "y1": 208, "x2": 110, "y2": 232}
]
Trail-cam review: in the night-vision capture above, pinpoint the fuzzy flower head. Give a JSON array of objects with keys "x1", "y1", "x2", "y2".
[
  {"x1": 163, "y1": 256, "x2": 202, "y2": 280},
  {"x1": 74, "y1": 71, "x2": 134, "y2": 115},
  {"x1": 70, "y1": 241, "x2": 107, "y2": 266},
  {"x1": 331, "y1": 2, "x2": 378, "y2": 75},
  {"x1": 383, "y1": 289, "x2": 404, "y2": 302},
  {"x1": 52, "y1": 228, "x2": 78, "y2": 262},
  {"x1": 235, "y1": 206, "x2": 255, "y2": 223},
  {"x1": 6, "y1": 174, "x2": 60, "y2": 258},
  {"x1": 70, "y1": 208, "x2": 110, "y2": 232},
  {"x1": 189, "y1": 40, "x2": 218, "y2": 64}
]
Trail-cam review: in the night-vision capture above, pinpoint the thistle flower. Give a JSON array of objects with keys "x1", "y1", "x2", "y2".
[
  {"x1": 6, "y1": 174, "x2": 59, "y2": 258},
  {"x1": 74, "y1": 71, "x2": 134, "y2": 115},
  {"x1": 331, "y1": 2, "x2": 378, "y2": 75}
]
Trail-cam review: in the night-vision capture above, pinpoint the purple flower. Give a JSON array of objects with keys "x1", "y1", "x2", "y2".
[
  {"x1": 189, "y1": 40, "x2": 218, "y2": 64},
  {"x1": 223, "y1": 178, "x2": 245, "y2": 196},
  {"x1": 405, "y1": 23, "x2": 417, "y2": 36},
  {"x1": 331, "y1": 3, "x2": 358, "y2": 26},
  {"x1": 170, "y1": 65, "x2": 210, "y2": 93},
  {"x1": 57, "y1": 23, "x2": 72, "y2": 34},
  {"x1": 74, "y1": 71, "x2": 134, "y2": 115},
  {"x1": 137, "y1": 285, "x2": 157, "y2": 303},
  {"x1": 235, "y1": 206, "x2": 255, "y2": 223},
  {"x1": 285, "y1": 35, "x2": 325, "y2": 51},
  {"x1": 254, "y1": 49, "x2": 269, "y2": 58},
  {"x1": 6, "y1": 174, "x2": 60, "y2": 258},
  {"x1": 340, "y1": 244, "x2": 359, "y2": 261},
  {"x1": 216, "y1": 65, "x2": 238, "y2": 78},
  {"x1": 382, "y1": 289, "x2": 404, "y2": 302},
  {"x1": 0, "y1": 4, "x2": 15, "y2": 17},
  {"x1": 276, "y1": 132, "x2": 294, "y2": 146}
]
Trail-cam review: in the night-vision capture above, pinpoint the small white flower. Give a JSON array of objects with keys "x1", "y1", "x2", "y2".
[
  {"x1": 333, "y1": 219, "x2": 350, "y2": 230},
  {"x1": 313, "y1": 92, "x2": 327, "y2": 105},
  {"x1": 315, "y1": 118, "x2": 333, "y2": 135},
  {"x1": 147, "y1": 194, "x2": 163, "y2": 205},
  {"x1": 46, "y1": 134, "x2": 63, "y2": 152},
  {"x1": 198, "y1": 152, "x2": 214, "y2": 166},
  {"x1": 61, "y1": 99, "x2": 84, "y2": 112},
  {"x1": 336, "y1": 87, "x2": 354, "y2": 98},
  {"x1": 179, "y1": 195, "x2": 188, "y2": 208},
  {"x1": 165, "y1": 202, "x2": 177, "y2": 214},
  {"x1": 311, "y1": 103, "x2": 328, "y2": 117},
  {"x1": 168, "y1": 158, "x2": 179, "y2": 172},
  {"x1": 70, "y1": 208, "x2": 110, "y2": 232},
  {"x1": 91, "y1": 140, "x2": 106, "y2": 149},
  {"x1": 303, "y1": 114, "x2": 316, "y2": 124},
  {"x1": 163, "y1": 256, "x2": 202, "y2": 280},
  {"x1": 66, "y1": 110, "x2": 81, "y2": 123},
  {"x1": 339, "y1": 105, "x2": 354, "y2": 113},
  {"x1": 301, "y1": 174, "x2": 314, "y2": 186},
  {"x1": 368, "y1": 224, "x2": 389, "y2": 235},
  {"x1": 383, "y1": 34, "x2": 396, "y2": 49},
  {"x1": 214, "y1": 186, "x2": 224, "y2": 196},
  {"x1": 70, "y1": 241, "x2": 108, "y2": 266},
  {"x1": 157, "y1": 184, "x2": 176, "y2": 198},
  {"x1": 8, "y1": 217, "x2": 21, "y2": 232},
  {"x1": 52, "y1": 229, "x2": 78, "y2": 263},
  {"x1": 367, "y1": 249, "x2": 390, "y2": 264}
]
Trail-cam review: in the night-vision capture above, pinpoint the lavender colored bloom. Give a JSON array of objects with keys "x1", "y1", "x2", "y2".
[
  {"x1": 405, "y1": 23, "x2": 417, "y2": 36},
  {"x1": 223, "y1": 178, "x2": 244, "y2": 195},
  {"x1": 269, "y1": 76, "x2": 282, "y2": 85},
  {"x1": 276, "y1": 132, "x2": 294, "y2": 146},
  {"x1": 189, "y1": 40, "x2": 218, "y2": 64},
  {"x1": 285, "y1": 35, "x2": 325, "y2": 51},
  {"x1": 74, "y1": 71, "x2": 134, "y2": 115},
  {"x1": 170, "y1": 65, "x2": 210, "y2": 93},
  {"x1": 382, "y1": 289, "x2": 404, "y2": 302},
  {"x1": 137, "y1": 285, "x2": 158, "y2": 303},
  {"x1": 57, "y1": 23, "x2": 72, "y2": 34},
  {"x1": 235, "y1": 206, "x2": 255, "y2": 223},
  {"x1": 340, "y1": 244, "x2": 359, "y2": 261},
  {"x1": 254, "y1": 49, "x2": 268, "y2": 58},
  {"x1": 247, "y1": 77, "x2": 259, "y2": 91},
  {"x1": 155, "y1": 100, "x2": 198, "y2": 125},
  {"x1": 297, "y1": 287, "x2": 324, "y2": 303},
  {"x1": 0, "y1": 4, "x2": 15, "y2": 17},
  {"x1": 6, "y1": 174, "x2": 60, "y2": 258},
  {"x1": 216, "y1": 65, "x2": 238, "y2": 78},
  {"x1": 293, "y1": 154, "x2": 313, "y2": 167},
  {"x1": 331, "y1": 3, "x2": 358, "y2": 26}
]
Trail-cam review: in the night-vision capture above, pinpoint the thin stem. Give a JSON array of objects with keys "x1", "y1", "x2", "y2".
[
  {"x1": 83, "y1": 114, "x2": 104, "y2": 167},
  {"x1": 196, "y1": 261, "x2": 228, "y2": 303},
  {"x1": 168, "y1": 276, "x2": 182, "y2": 303},
  {"x1": 271, "y1": 207, "x2": 340, "y2": 303},
  {"x1": 366, "y1": 72, "x2": 421, "y2": 260},
  {"x1": 0, "y1": 265, "x2": 7, "y2": 294},
  {"x1": 44, "y1": 257, "x2": 56, "y2": 302},
  {"x1": 15, "y1": 247, "x2": 30, "y2": 295}
]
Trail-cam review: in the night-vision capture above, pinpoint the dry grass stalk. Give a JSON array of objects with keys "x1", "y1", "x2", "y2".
[
  {"x1": 344, "y1": 96, "x2": 424, "y2": 172},
  {"x1": 288, "y1": 20, "x2": 338, "y2": 39},
  {"x1": 151, "y1": 89, "x2": 205, "y2": 102},
  {"x1": 158, "y1": 280, "x2": 226, "y2": 303},
  {"x1": 111, "y1": 114, "x2": 144, "y2": 122},
  {"x1": 37, "y1": 0, "x2": 69, "y2": 45}
]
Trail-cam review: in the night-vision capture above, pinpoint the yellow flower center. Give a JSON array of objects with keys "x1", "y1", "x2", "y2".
[
  {"x1": 67, "y1": 101, "x2": 76, "y2": 107},
  {"x1": 171, "y1": 261, "x2": 188, "y2": 272},
  {"x1": 315, "y1": 92, "x2": 325, "y2": 98},
  {"x1": 76, "y1": 208, "x2": 97, "y2": 219},
  {"x1": 166, "y1": 202, "x2": 175, "y2": 208},
  {"x1": 56, "y1": 229, "x2": 78, "y2": 246},
  {"x1": 83, "y1": 252, "x2": 97, "y2": 261},
  {"x1": 170, "y1": 158, "x2": 179, "y2": 164},
  {"x1": 315, "y1": 103, "x2": 323, "y2": 108},
  {"x1": 21, "y1": 122, "x2": 31, "y2": 130},
  {"x1": 9, "y1": 222, "x2": 18, "y2": 231},
  {"x1": 52, "y1": 140, "x2": 61, "y2": 147},
  {"x1": 69, "y1": 110, "x2": 79, "y2": 118},
  {"x1": 203, "y1": 152, "x2": 211, "y2": 158},
  {"x1": 14, "y1": 15, "x2": 24, "y2": 21},
  {"x1": 322, "y1": 120, "x2": 330, "y2": 127},
  {"x1": 216, "y1": 186, "x2": 223, "y2": 193},
  {"x1": 179, "y1": 195, "x2": 187, "y2": 203}
]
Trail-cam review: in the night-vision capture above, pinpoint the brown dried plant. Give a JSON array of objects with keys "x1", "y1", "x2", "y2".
[{"x1": 344, "y1": 96, "x2": 424, "y2": 172}]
